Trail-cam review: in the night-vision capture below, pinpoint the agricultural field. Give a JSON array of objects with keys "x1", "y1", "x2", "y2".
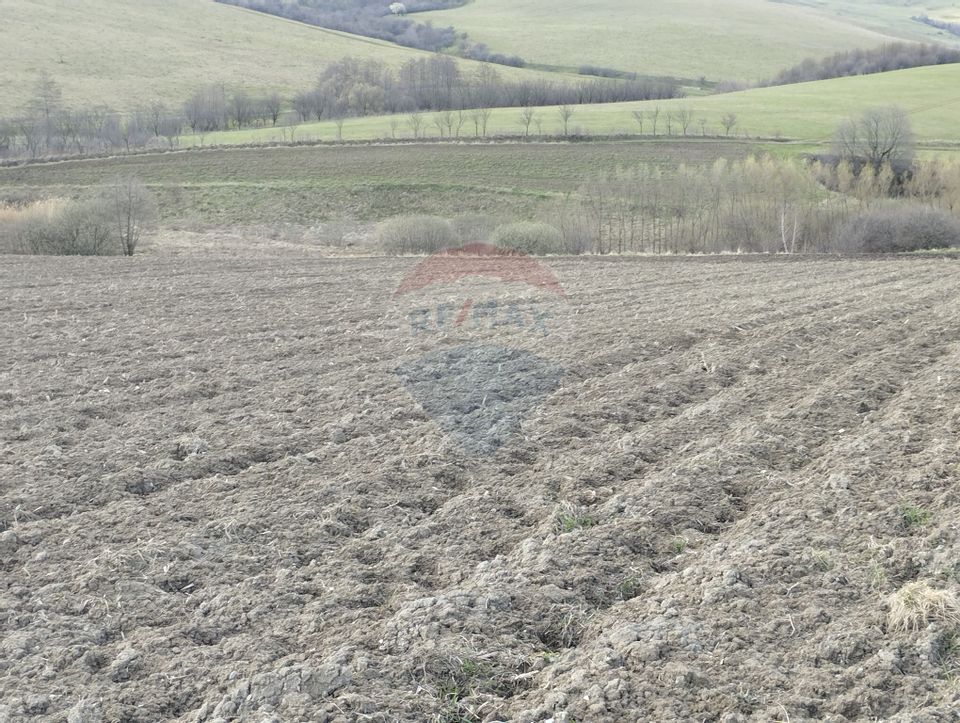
[
  {"x1": 0, "y1": 141, "x2": 752, "y2": 225},
  {"x1": 178, "y1": 64, "x2": 960, "y2": 152},
  {"x1": 418, "y1": 0, "x2": 959, "y2": 81},
  {"x1": 0, "y1": 0, "x2": 563, "y2": 112},
  {"x1": 2, "y1": 253, "x2": 960, "y2": 721}
]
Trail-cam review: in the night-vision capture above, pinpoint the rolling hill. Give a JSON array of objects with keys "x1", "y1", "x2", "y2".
[
  {"x1": 419, "y1": 0, "x2": 960, "y2": 81},
  {"x1": 0, "y1": 0, "x2": 564, "y2": 113},
  {"x1": 182, "y1": 64, "x2": 960, "y2": 150}
]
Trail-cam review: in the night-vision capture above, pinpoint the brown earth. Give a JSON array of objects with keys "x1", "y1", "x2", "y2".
[{"x1": 1, "y1": 253, "x2": 959, "y2": 722}]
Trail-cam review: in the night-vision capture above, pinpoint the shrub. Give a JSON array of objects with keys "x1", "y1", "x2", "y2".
[
  {"x1": 836, "y1": 202, "x2": 960, "y2": 253},
  {"x1": 489, "y1": 221, "x2": 567, "y2": 255},
  {"x1": 0, "y1": 177, "x2": 156, "y2": 256},
  {"x1": 376, "y1": 215, "x2": 456, "y2": 254},
  {"x1": 4, "y1": 198, "x2": 115, "y2": 256}
]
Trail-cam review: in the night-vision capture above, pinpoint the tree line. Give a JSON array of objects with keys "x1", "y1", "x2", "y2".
[
  {"x1": 288, "y1": 56, "x2": 680, "y2": 124},
  {"x1": 217, "y1": 0, "x2": 462, "y2": 52},
  {"x1": 912, "y1": 15, "x2": 960, "y2": 37},
  {"x1": 556, "y1": 153, "x2": 960, "y2": 255},
  {"x1": 762, "y1": 42, "x2": 960, "y2": 86},
  {"x1": 0, "y1": 61, "x2": 681, "y2": 158}
]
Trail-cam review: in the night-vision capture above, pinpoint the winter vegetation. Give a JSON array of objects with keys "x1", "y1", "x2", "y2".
[
  {"x1": 763, "y1": 42, "x2": 960, "y2": 86},
  {"x1": 215, "y1": 0, "x2": 469, "y2": 53}
]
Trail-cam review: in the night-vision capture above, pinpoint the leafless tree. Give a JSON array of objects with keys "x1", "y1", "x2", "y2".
[
  {"x1": 631, "y1": 110, "x2": 644, "y2": 135},
  {"x1": 519, "y1": 105, "x2": 537, "y2": 138},
  {"x1": 835, "y1": 105, "x2": 915, "y2": 171},
  {"x1": 229, "y1": 90, "x2": 255, "y2": 129},
  {"x1": 721, "y1": 112, "x2": 738, "y2": 136},
  {"x1": 676, "y1": 106, "x2": 694, "y2": 136},
  {"x1": 263, "y1": 93, "x2": 283, "y2": 126},
  {"x1": 101, "y1": 176, "x2": 157, "y2": 256},
  {"x1": 407, "y1": 111, "x2": 424, "y2": 138},
  {"x1": 558, "y1": 104, "x2": 575, "y2": 136}
]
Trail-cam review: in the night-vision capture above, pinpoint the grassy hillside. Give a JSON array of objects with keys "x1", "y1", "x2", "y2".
[
  {"x1": 419, "y1": 0, "x2": 959, "y2": 81},
  {"x1": 0, "y1": 0, "x2": 563, "y2": 112},
  {"x1": 181, "y1": 64, "x2": 960, "y2": 150}
]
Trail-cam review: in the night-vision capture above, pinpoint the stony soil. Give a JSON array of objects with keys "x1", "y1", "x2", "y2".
[{"x1": 2, "y1": 254, "x2": 959, "y2": 722}]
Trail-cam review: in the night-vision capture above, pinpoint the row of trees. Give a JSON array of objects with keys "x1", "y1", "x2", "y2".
[
  {"x1": 216, "y1": 0, "x2": 465, "y2": 52},
  {"x1": 764, "y1": 42, "x2": 960, "y2": 86},
  {"x1": 215, "y1": 0, "x2": 527, "y2": 65},
  {"x1": 912, "y1": 15, "x2": 960, "y2": 37},
  {"x1": 288, "y1": 56, "x2": 680, "y2": 125},
  {"x1": 557, "y1": 153, "x2": 960, "y2": 255},
  {"x1": 1, "y1": 62, "x2": 683, "y2": 157}
]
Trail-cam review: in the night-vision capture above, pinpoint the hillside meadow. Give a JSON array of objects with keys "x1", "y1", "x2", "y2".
[
  {"x1": 178, "y1": 64, "x2": 960, "y2": 151},
  {"x1": 0, "y1": 0, "x2": 568, "y2": 112},
  {"x1": 417, "y1": 0, "x2": 959, "y2": 81}
]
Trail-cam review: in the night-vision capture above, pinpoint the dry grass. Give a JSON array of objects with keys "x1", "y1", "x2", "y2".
[
  {"x1": 887, "y1": 581, "x2": 960, "y2": 633},
  {"x1": 0, "y1": 198, "x2": 67, "y2": 225}
]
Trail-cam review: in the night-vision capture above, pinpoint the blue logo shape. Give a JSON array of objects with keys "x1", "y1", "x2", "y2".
[{"x1": 396, "y1": 344, "x2": 564, "y2": 455}]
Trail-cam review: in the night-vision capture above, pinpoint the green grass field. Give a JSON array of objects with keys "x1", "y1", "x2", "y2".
[
  {"x1": 181, "y1": 64, "x2": 960, "y2": 151},
  {"x1": 418, "y1": 0, "x2": 959, "y2": 81},
  {"x1": 0, "y1": 141, "x2": 750, "y2": 224},
  {"x1": 0, "y1": 0, "x2": 565, "y2": 112}
]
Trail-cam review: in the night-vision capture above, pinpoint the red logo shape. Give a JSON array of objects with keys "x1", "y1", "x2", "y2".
[{"x1": 395, "y1": 243, "x2": 566, "y2": 296}]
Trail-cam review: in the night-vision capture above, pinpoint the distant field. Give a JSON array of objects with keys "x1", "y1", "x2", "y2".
[
  {"x1": 181, "y1": 65, "x2": 960, "y2": 150},
  {"x1": 780, "y1": 0, "x2": 960, "y2": 39},
  {"x1": 0, "y1": 141, "x2": 749, "y2": 224},
  {"x1": 417, "y1": 0, "x2": 952, "y2": 81},
  {"x1": 0, "y1": 0, "x2": 563, "y2": 112}
]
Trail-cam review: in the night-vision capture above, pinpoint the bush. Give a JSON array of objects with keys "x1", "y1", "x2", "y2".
[
  {"x1": 489, "y1": 221, "x2": 567, "y2": 255},
  {"x1": 0, "y1": 177, "x2": 156, "y2": 256},
  {"x1": 377, "y1": 215, "x2": 456, "y2": 254},
  {"x1": 836, "y1": 203, "x2": 960, "y2": 253},
  {"x1": 5, "y1": 198, "x2": 115, "y2": 256}
]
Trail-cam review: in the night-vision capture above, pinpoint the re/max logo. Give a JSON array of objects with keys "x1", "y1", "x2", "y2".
[{"x1": 408, "y1": 299, "x2": 552, "y2": 336}]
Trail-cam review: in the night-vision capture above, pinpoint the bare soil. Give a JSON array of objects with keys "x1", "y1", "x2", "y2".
[{"x1": 2, "y1": 254, "x2": 959, "y2": 722}]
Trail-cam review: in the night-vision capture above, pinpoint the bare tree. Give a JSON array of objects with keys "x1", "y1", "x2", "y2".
[
  {"x1": 432, "y1": 112, "x2": 446, "y2": 138},
  {"x1": 263, "y1": 93, "x2": 283, "y2": 126},
  {"x1": 145, "y1": 101, "x2": 167, "y2": 138},
  {"x1": 102, "y1": 176, "x2": 157, "y2": 256},
  {"x1": 26, "y1": 72, "x2": 63, "y2": 147},
  {"x1": 721, "y1": 112, "x2": 738, "y2": 136},
  {"x1": 558, "y1": 104, "x2": 575, "y2": 136},
  {"x1": 159, "y1": 115, "x2": 181, "y2": 148},
  {"x1": 229, "y1": 90, "x2": 255, "y2": 129},
  {"x1": 650, "y1": 106, "x2": 660, "y2": 137},
  {"x1": 477, "y1": 106, "x2": 492, "y2": 137},
  {"x1": 519, "y1": 105, "x2": 537, "y2": 138},
  {"x1": 631, "y1": 110, "x2": 644, "y2": 135},
  {"x1": 676, "y1": 106, "x2": 694, "y2": 136},
  {"x1": 407, "y1": 111, "x2": 424, "y2": 138},
  {"x1": 835, "y1": 105, "x2": 915, "y2": 171}
]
